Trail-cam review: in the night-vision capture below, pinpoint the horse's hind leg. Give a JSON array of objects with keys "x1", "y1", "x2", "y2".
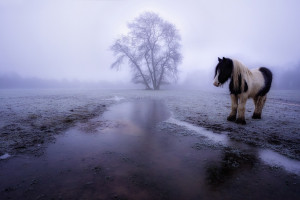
[
  {"x1": 227, "y1": 94, "x2": 238, "y2": 121},
  {"x1": 236, "y1": 95, "x2": 247, "y2": 124},
  {"x1": 252, "y1": 95, "x2": 267, "y2": 119},
  {"x1": 252, "y1": 96, "x2": 260, "y2": 118}
]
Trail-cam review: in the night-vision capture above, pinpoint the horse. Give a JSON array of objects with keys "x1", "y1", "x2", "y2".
[{"x1": 213, "y1": 57, "x2": 272, "y2": 125}]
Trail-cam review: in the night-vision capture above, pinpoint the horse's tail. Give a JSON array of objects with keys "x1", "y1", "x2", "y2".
[{"x1": 257, "y1": 67, "x2": 272, "y2": 96}]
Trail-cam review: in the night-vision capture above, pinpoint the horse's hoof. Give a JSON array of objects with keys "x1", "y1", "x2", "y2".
[
  {"x1": 236, "y1": 118, "x2": 246, "y2": 125},
  {"x1": 252, "y1": 113, "x2": 261, "y2": 119},
  {"x1": 227, "y1": 115, "x2": 236, "y2": 122}
]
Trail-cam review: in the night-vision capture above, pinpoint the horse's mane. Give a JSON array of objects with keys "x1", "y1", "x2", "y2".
[{"x1": 232, "y1": 59, "x2": 252, "y2": 92}]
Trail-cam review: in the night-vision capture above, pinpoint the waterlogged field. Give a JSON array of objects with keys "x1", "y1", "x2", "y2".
[{"x1": 0, "y1": 89, "x2": 299, "y2": 199}]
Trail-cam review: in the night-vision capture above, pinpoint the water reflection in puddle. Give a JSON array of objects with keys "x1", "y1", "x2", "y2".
[
  {"x1": 103, "y1": 99, "x2": 170, "y2": 129},
  {"x1": 0, "y1": 99, "x2": 299, "y2": 200}
]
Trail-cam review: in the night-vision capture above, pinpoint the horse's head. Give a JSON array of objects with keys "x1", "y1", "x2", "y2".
[{"x1": 213, "y1": 57, "x2": 233, "y2": 87}]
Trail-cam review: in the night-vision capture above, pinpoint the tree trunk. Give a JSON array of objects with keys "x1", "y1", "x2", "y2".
[
  {"x1": 150, "y1": 48, "x2": 157, "y2": 90},
  {"x1": 125, "y1": 51, "x2": 151, "y2": 90},
  {"x1": 145, "y1": 54, "x2": 155, "y2": 88},
  {"x1": 156, "y1": 65, "x2": 166, "y2": 90},
  {"x1": 132, "y1": 62, "x2": 151, "y2": 89}
]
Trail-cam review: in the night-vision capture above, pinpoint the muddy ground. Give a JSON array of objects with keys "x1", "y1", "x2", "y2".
[
  {"x1": 0, "y1": 89, "x2": 113, "y2": 157},
  {"x1": 0, "y1": 89, "x2": 299, "y2": 199},
  {"x1": 1, "y1": 89, "x2": 299, "y2": 160}
]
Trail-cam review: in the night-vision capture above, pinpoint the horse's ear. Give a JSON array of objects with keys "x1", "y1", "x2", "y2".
[
  {"x1": 223, "y1": 57, "x2": 226, "y2": 60},
  {"x1": 218, "y1": 57, "x2": 222, "y2": 62}
]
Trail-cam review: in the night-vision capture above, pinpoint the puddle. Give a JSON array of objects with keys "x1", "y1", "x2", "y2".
[
  {"x1": 103, "y1": 99, "x2": 170, "y2": 129},
  {"x1": 0, "y1": 99, "x2": 299, "y2": 200}
]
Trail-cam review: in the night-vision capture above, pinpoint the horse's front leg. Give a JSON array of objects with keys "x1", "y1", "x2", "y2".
[
  {"x1": 227, "y1": 94, "x2": 238, "y2": 121},
  {"x1": 236, "y1": 95, "x2": 247, "y2": 125}
]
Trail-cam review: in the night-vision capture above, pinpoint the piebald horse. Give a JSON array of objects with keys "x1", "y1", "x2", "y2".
[{"x1": 213, "y1": 57, "x2": 272, "y2": 124}]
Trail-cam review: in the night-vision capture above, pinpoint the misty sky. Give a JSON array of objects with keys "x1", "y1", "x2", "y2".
[{"x1": 0, "y1": 0, "x2": 300, "y2": 84}]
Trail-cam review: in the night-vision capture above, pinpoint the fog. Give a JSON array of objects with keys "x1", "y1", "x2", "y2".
[{"x1": 0, "y1": 0, "x2": 300, "y2": 89}]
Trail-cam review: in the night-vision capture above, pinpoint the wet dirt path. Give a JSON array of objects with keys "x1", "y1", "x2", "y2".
[{"x1": 0, "y1": 99, "x2": 299, "y2": 200}]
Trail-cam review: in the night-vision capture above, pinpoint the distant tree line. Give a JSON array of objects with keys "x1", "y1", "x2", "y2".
[{"x1": 275, "y1": 66, "x2": 300, "y2": 89}]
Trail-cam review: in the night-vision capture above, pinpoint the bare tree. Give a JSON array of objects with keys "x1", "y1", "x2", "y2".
[{"x1": 110, "y1": 12, "x2": 182, "y2": 90}]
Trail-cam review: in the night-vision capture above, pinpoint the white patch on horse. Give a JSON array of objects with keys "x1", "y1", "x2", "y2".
[
  {"x1": 213, "y1": 71, "x2": 220, "y2": 87},
  {"x1": 232, "y1": 59, "x2": 252, "y2": 93},
  {"x1": 231, "y1": 60, "x2": 265, "y2": 98}
]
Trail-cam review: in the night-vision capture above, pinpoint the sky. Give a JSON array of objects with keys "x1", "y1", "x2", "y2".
[{"x1": 0, "y1": 0, "x2": 300, "y2": 87}]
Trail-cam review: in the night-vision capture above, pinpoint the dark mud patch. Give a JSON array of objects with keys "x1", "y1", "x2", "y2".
[{"x1": 205, "y1": 147, "x2": 258, "y2": 187}]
